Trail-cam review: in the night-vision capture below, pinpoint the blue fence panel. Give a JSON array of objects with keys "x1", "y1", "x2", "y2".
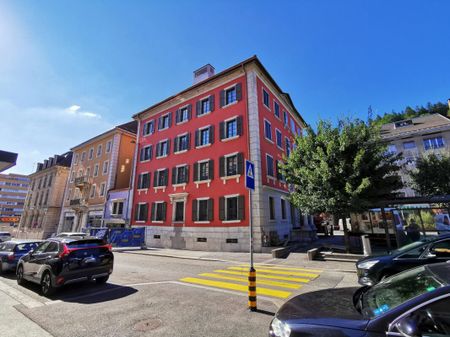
[{"x1": 89, "y1": 227, "x2": 145, "y2": 247}]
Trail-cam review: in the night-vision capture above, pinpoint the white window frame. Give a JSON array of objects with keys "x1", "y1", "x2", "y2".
[
  {"x1": 81, "y1": 151, "x2": 86, "y2": 162},
  {"x1": 224, "y1": 84, "x2": 238, "y2": 107},
  {"x1": 73, "y1": 153, "x2": 79, "y2": 165},
  {"x1": 266, "y1": 154, "x2": 275, "y2": 178},
  {"x1": 223, "y1": 115, "x2": 239, "y2": 141},
  {"x1": 264, "y1": 119, "x2": 273, "y2": 143},
  {"x1": 175, "y1": 132, "x2": 189, "y2": 154},
  {"x1": 159, "y1": 113, "x2": 170, "y2": 131},
  {"x1": 93, "y1": 164, "x2": 99, "y2": 177},
  {"x1": 111, "y1": 199, "x2": 124, "y2": 216},
  {"x1": 106, "y1": 140, "x2": 112, "y2": 153},
  {"x1": 177, "y1": 105, "x2": 189, "y2": 125},
  {"x1": 152, "y1": 201, "x2": 165, "y2": 223},
  {"x1": 224, "y1": 152, "x2": 239, "y2": 178},
  {"x1": 173, "y1": 164, "x2": 188, "y2": 186},
  {"x1": 90, "y1": 184, "x2": 97, "y2": 199},
  {"x1": 262, "y1": 88, "x2": 270, "y2": 109},
  {"x1": 143, "y1": 120, "x2": 155, "y2": 136},
  {"x1": 199, "y1": 96, "x2": 212, "y2": 116},
  {"x1": 224, "y1": 194, "x2": 240, "y2": 223},
  {"x1": 140, "y1": 144, "x2": 152, "y2": 162},
  {"x1": 156, "y1": 139, "x2": 169, "y2": 158},
  {"x1": 97, "y1": 144, "x2": 103, "y2": 157},
  {"x1": 102, "y1": 160, "x2": 109, "y2": 175},
  {"x1": 195, "y1": 197, "x2": 211, "y2": 223},
  {"x1": 273, "y1": 101, "x2": 280, "y2": 119},
  {"x1": 99, "y1": 182, "x2": 106, "y2": 197},
  {"x1": 275, "y1": 129, "x2": 283, "y2": 150},
  {"x1": 172, "y1": 199, "x2": 185, "y2": 223},
  {"x1": 197, "y1": 125, "x2": 212, "y2": 148},
  {"x1": 135, "y1": 202, "x2": 148, "y2": 222}
]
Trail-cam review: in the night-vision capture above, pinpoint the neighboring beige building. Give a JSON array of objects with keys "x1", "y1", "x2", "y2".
[
  {"x1": 58, "y1": 121, "x2": 137, "y2": 233},
  {"x1": 381, "y1": 113, "x2": 450, "y2": 197},
  {"x1": 17, "y1": 152, "x2": 72, "y2": 239}
]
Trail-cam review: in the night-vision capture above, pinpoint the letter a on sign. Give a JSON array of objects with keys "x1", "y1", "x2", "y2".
[{"x1": 245, "y1": 160, "x2": 255, "y2": 191}]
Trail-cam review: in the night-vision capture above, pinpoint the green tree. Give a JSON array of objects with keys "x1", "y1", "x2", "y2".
[
  {"x1": 282, "y1": 119, "x2": 403, "y2": 249},
  {"x1": 410, "y1": 153, "x2": 450, "y2": 196}
]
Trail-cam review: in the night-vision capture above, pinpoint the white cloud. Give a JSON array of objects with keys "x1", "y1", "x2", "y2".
[{"x1": 64, "y1": 104, "x2": 100, "y2": 119}]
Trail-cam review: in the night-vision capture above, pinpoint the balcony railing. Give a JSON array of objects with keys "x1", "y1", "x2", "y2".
[
  {"x1": 69, "y1": 198, "x2": 81, "y2": 206},
  {"x1": 74, "y1": 176, "x2": 91, "y2": 187}
]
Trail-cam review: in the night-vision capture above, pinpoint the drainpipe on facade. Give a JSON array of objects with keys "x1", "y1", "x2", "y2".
[{"x1": 126, "y1": 120, "x2": 140, "y2": 227}]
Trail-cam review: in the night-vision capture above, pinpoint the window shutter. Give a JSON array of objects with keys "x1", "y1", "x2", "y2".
[
  {"x1": 175, "y1": 109, "x2": 179, "y2": 124},
  {"x1": 208, "y1": 199, "x2": 214, "y2": 221},
  {"x1": 139, "y1": 148, "x2": 144, "y2": 162},
  {"x1": 186, "y1": 133, "x2": 190, "y2": 150},
  {"x1": 134, "y1": 204, "x2": 140, "y2": 220},
  {"x1": 220, "y1": 90, "x2": 225, "y2": 107},
  {"x1": 153, "y1": 171, "x2": 158, "y2": 187},
  {"x1": 166, "y1": 139, "x2": 171, "y2": 155},
  {"x1": 137, "y1": 174, "x2": 142, "y2": 189},
  {"x1": 209, "y1": 160, "x2": 214, "y2": 179},
  {"x1": 193, "y1": 162, "x2": 199, "y2": 181},
  {"x1": 237, "y1": 153, "x2": 244, "y2": 175},
  {"x1": 238, "y1": 195, "x2": 245, "y2": 220},
  {"x1": 219, "y1": 156, "x2": 225, "y2": 177},
  {"x1": 237, "y1": 116, "x2": 243, "y2": 136},
  {"x1": 146, "y1": 172, "x2": 151, "y2": 188},
  {"x1": 184, "y1": 166, "x2": 189, "y2": 183},
  {"x1": 209, "y1": 95, "x2": 215, "y2": 112},
  {"x1": 168, "y1": 112, "x2": 172, "y2": 127},
  {"x1": 143, "y1": 203, "x2": 149, "y2": 221},
  {"x1": 155, "y1": 143, "x2": 160, "y2": 157},
  {"x1": 149, "y1": 145, "x2": 153, "y2": 159},
  {"x1": 174, "y1": 137, "x2": 179, "y2": 153},
  {"x1": 142, "y1": 123, "x2": 147, "y2": 136},
  {"x1": 187, "y1": 104, "x2": 192, "y2": 120},
  {"x1": 164, "y1": 169, "x2": 169, "y2": 186},
  {"x1": 236, "y1": 83, "x2": 242, "y2": 101},
  {"x1": 209, "y1": 125, "x2": 214, "y2": 145},
  {"x1": 161, "y1": 202, "x2": 167, "y2": 221},
  {"x1": 196, "y1": 101, "x2": 200, "y2": 116},
  {"x1": 195, "y1": 130, "x2": 200, "y2": 147},
  {"x1": 219, "y1": 122, "x2": 225, "y2": 140},
  {"x1": 151, "y1": 203, "x2": 156, "y2": 221},
  {"x1": 219, "y1": 197, "x2": 225, "y2": 220},
  {"x1": 192, "y1": 199, "x2": 198, "y2": 221},
  {"x1": 172, "y1": 167, "x2": 177, "y2": 185}
]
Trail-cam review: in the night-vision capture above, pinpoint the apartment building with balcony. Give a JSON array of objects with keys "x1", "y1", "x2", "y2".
[
  {"x1": 0, "y1": 173, "x2": 29, "y2": 225},
  {"x1": 131, "y1": 56, "x2": 307, "y2": 252},
  {"x1": 58, "y1": 121, "x2": 137, "y2": 233},
  {"x1": 381, "y1": 113, "x2": 450, "y2": 197},
  {"x1": 18, "y1": 152, "x2": 72, "y2": 239}
]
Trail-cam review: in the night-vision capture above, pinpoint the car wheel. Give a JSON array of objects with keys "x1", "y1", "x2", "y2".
[
  {"x1": 0, "y1": 263, "x2": 3, "y2": 275},
  {"x1": 41, "y1": 272, "x2": 56, "y2": 296},
  {"x1": 16, "y1": 265, "x2": 25, "y2": 285},
  {"x1": 95, "y1": 276, "x2": 109, "y2": 284}
]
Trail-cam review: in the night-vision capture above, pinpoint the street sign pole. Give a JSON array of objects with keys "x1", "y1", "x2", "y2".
[{"x1": 245, "y1": 160, "x2": 256, "y2": 312}]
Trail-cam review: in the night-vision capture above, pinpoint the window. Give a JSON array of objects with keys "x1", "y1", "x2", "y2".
[
  {"x1": 296, "y1": 126, "x2": 302, "y2": 136},
  {"x1": 90, "y1": 184, "x2": 96, "y2": 198},
  {"x1": 226, "y1": 87, "x2": 236, "y2": 105},
  {"x1": 264, "y1": 120, "x2": 272, "y2": 141},
  {"x1": 195, "y1": 126, "x2": 214, "y2": 147},
  {"x1": 220, "y1": 153, "x2": 243, "y2": 177},
  {"x1": 137, "y1": 172, "x2": 151, "y2": 189},
  {"x1": 143, "y1": 120, "x2": 155, "y2": 136},
  {"x1": 81, "y1": 151, "x2": 86, "y2": 162},
  {"x1": 99, "y1": 183, "x2": 106, "y2": 197},
  {"x1": 387, "y1": 144, "x2": 397, "y2": 154},
  {"x1": 290, "y1": 118, "x2": 296, "y2": 134},
  {"x1": 102, "y1": 161, "x2": 109, "y2": 175},
  {"x1": 274, "y1": 101, "x2": 280, "y2": 118},
  {"x1": 78, "y1": 169, "x2": 83, "y2": 177},
  {"x1": 174, "y1": 134, "x2": 190, "y2": 153},
  {"x1": 43, "y1": 190, "x2": 49, "y2": 205},
  {"x1": 140, "y1": 145, "x2": 152, "y2": 162},
  {"x1": 97, "y1": 144, "x2": 102, "y2": 157},
  {"x1": 158, "y1": 113, "x2": 172, "y2": 130},
  {"x1": 176, "y1": 105, "x2": 191, "y2": 124},
  {"x1": 220, "y1": 83, "x2": 241, "y2": 107},
  {"x1": 111, "y1": 201, "x2": 124, "y2": 216},
  {"x1": 403, "y1": 141, "x2": 416, "y2": 150},
  {"x1": 151, "y1": 202, "x2": 166, "y2": 221},
  {"x1": 194, "y1": 160, "x2": 213, "y2": 181},
  {"x1": 135, "y1": 203, "x2": 148, "y2": 221},
  {"x1": 88, "y1": 148, "x2": 94, "y2": 160},
  {"x1": 266, "y1": 154, "x2": 274, "y2": 177},
  {"x1": 263, "y1": 89, "x2": 270, "y2": 108},
  {"x1": 197, "y1": 96, "x2": 213, "y2": 116},
  {"x1": 73, "y1": 154, "x2": 79, "y2": 165},
  {"x1": 172, "y1": 165, "x2": 189, "y2": 184},
  {"x1": 47, "y1": 174, "x2": 52, "y2": 187},
  {"x1": 93, "y1": 164, "x2": 99, "y2": 177},
  {"x1": 276, "y1": 129, "x2": 282, "y2": 148},
  {"x1": 156, "y1": 140, "x2": 170, "y2": 158},
  {"x1": 192, "y1": 198, "x2": 213, "y2": 222},
  {"x1": 269, "y1": 197, "x2": 275, "y2": 220},
  {"x1": 220, "y1": 116, "x2": 242, "y2": 140},
  {"x1": 43, "y1": 175, "x2": 47, "y2": 188},
  {"x1": 283, "y1": 111, "x2": 288, "y2": 126},
  {"x1": 70, "y1": 171, "x2": 75, "y2": 183},
  {"x1": 106, "y1": 140, "x2": 112, "y2": 153},
  {"x1": 154, "y1": 169, "x2": 168, "y2": 187},
  {"x1": 173, "y1": 201, "x2": 185, "y2": 222},
  {"x1": 423, "y1": 136, "x2": 445, "y2": 150},
  {"x1": 219, "y1": 195, "x2": 244, "y2": 221},
  {"x1": 281, "y1": 199, "x2": 286, "y2": 219},
  {"x1": 276, "y1": 160, "x2": 285, "y2": 181},
  {"x1": 285, "y1": 138, "x2": 291, "y2": 157},
  {"x1": 86, "y1": 167, "x2": 91, "y2": 178}
]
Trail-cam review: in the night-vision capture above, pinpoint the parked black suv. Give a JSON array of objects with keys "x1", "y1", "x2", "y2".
[{"x1": 17, "y1": 237, "x2": 114, "y2": 296}]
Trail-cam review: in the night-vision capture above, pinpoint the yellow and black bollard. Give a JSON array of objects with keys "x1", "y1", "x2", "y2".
[{"x1": 248, "y1": 267, "x2": 257, "y2": 311}]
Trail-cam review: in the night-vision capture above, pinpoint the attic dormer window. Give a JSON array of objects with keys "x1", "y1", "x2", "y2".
[{"x1": 394, "y1": 120, "x2": 413, "y2": 129}]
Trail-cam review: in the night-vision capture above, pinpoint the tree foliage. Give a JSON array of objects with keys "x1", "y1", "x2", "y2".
[
  {"x1": 410, "y1": 154, "x2": 450, "y2": 196},
  {"x1": 371, "y1": 101, "x2": 449, "y2": 127},
  {"x1": 282, "y1": 119, "x2": 403, "y2": 217}
]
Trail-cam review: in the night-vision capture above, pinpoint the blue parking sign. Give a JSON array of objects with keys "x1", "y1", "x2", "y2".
[{"x1": 245, "y1": 160, "x2": 255, "y2": 191}]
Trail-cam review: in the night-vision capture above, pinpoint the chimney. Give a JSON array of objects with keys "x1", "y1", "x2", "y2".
[
  {"x1": 37, "y1": 163, "x2": 43, "y2": 172},
  {"x1": 43, "y1": 159, "x2": 49, "y2": 169},
  {"x1": 193, "y1": 64, "x2": 215, "y2": 84}
]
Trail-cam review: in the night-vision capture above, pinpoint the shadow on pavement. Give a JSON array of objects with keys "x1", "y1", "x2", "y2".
[
  {"x1": 55, "y1": 283, "x2": 138, "y2": 304},
  {"x1": 254, "y1": 309, "x2": 275, "y2": 317}
]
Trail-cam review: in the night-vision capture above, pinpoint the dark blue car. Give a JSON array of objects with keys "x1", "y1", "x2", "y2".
[{"x1": 0, "y1": 240, "x2": 42, "y2": 274}]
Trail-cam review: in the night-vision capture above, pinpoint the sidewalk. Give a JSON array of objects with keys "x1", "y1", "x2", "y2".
[{"x1": 0, "y1": 290, "x2": 52, "y2": 337}]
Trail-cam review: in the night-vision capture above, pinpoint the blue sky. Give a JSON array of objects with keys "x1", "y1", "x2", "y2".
[{"x1": 2, "y1": 0, "x2": 450, "y2": 174}]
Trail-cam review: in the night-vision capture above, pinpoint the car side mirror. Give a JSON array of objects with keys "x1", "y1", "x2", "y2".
[{"x1": 395, "y1": 317, "x2": 421, "y2": 337}]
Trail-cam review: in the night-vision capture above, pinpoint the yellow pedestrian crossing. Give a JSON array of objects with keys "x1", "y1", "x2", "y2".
[{"x1": 179, "y1": 263, "x2": 321, "y2": 299}]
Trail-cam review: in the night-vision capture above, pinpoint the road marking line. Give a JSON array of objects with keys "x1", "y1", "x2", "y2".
[
  {"x1": 179, "y1": 277, "x2": 291, "y2": 298},
  {"x1": 214, "y1": 269, "x2": 311, "y2": 283},
  {"x1": 228, "y1": 266, "x2": 319, "y2": 278},
  {"x1": 199, "y1": 273, "x2": 302, "y2": 289},
  {"x1": 0, "y1": 279, "x2": 45, "y2": 309},
  {"x1": 240, "y1": 264, "x2": 323, "y2": 273}
]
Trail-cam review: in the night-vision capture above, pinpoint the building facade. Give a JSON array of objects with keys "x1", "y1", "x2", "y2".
[
  {"x1": 381, "y1": 113, "x2": 450, "y2": 197},
  {"x1": 58, "y1": 121, "x2": 137, "y2": 233},
  {"x1": 0, "y1": 173, "x2": 29, "y2": 225},
  {"x1": 18, "y1": 152, "x2": 72, "y2": 239},
  {"x1": 103, "y1": 188, "x2": 132, "y2": 227},
  {"x1": 131, "y1": 56, "x2": 308, "y2": 252}
]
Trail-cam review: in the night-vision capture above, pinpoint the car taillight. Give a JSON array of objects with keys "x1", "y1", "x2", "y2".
[
  {"x1": 7, "y1": 253, "x2": 15, "y2": 261},
  {"x1": 105, "y1": 244, "x2": 112, "y2": 252},
  {"x1": 59, "y1": 245, "x2": 71, "y2": 258}
]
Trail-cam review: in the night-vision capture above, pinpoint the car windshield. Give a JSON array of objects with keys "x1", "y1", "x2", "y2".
[
  {"x1": 361, "y1": 266, "x2": 446, "y2": 319},
  {"x1": 14, "y1": 242, "x2": 40, "y2": 253},
  {"x1": 391, "y1": 239, "x2": 431, "y2": 254},
  {"x1": 0, "y1": 242, "x2": 14, "y2": 252}
]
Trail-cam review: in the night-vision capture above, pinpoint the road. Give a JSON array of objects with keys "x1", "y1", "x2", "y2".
[{"x1": 0, "y1": 251, "x2": 358, "y2": 337}]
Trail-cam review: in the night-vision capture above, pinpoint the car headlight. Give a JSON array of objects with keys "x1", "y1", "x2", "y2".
[
  {"x1": 271, "y1": 317, "x2": 291, "y2": 337},
  {"x1": 357, "y1": 260, "x2": 379, "y2": 269}
]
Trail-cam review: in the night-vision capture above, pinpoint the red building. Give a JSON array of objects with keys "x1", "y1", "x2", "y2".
[{"x1": 131, "y1": 56, "x2": 307, "y2": 252}]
